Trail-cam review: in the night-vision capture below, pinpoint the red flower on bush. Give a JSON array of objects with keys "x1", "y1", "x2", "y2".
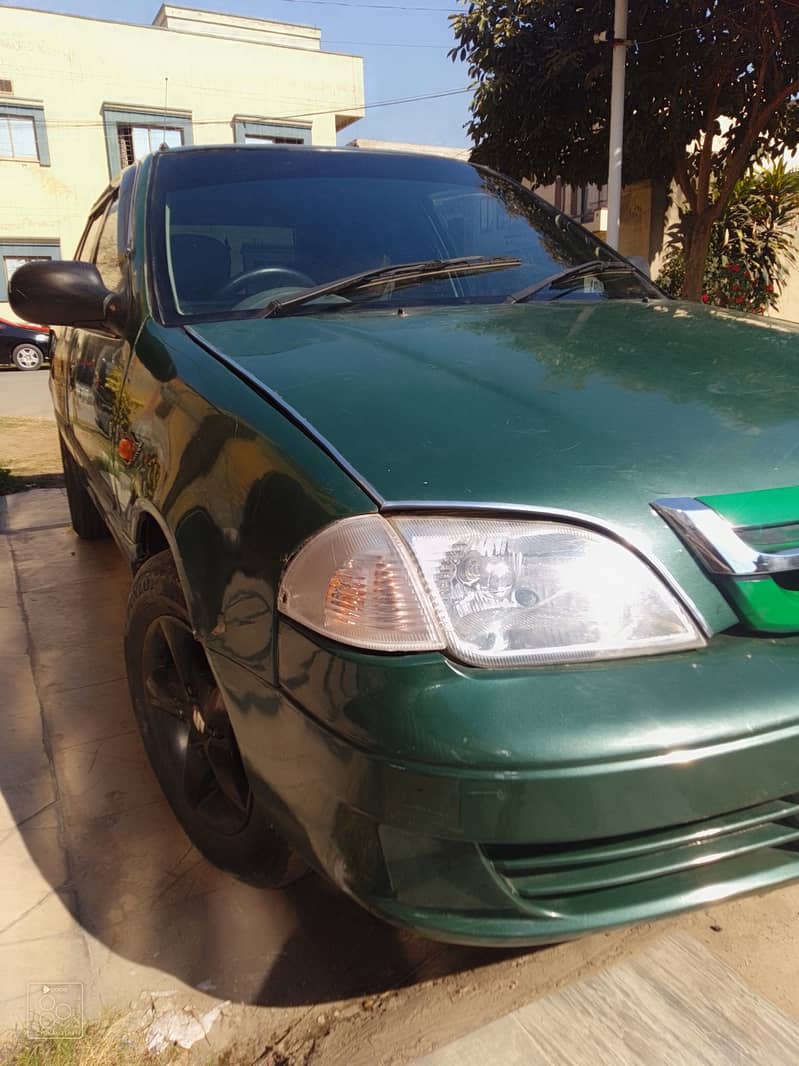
[{"x1": 702, "y1": 294, "x2": 709, "y2": 302}]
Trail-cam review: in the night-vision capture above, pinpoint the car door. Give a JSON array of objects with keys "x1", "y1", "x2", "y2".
[{"x1": 67, "y1": 171, "x2": 136, "y2": 518}]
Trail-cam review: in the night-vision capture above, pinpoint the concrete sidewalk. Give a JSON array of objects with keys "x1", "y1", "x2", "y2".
[
  {"x1": 413, "y1": 933, "x2": 799, "y2": 1065},
  {"x1": 0, "y1": 488, "x2": 91, "y2": 1023},
  {"x1": 0, "y1": 490, "x2": 339, "y2": 1056},
  {"x1": 5, "y1": 488, "x2": 799, "y2": 1064},
  {"x1": 0, "y1": 489, "x2": 217, "y2": 1047}
]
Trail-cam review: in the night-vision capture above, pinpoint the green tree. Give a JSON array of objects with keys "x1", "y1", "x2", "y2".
[
  {"x1": 659, "y1": 160, "x2": 799, "y2": 312},
  {"x1": 450, "y1": 0, "x2": 799, "y2": 301}
]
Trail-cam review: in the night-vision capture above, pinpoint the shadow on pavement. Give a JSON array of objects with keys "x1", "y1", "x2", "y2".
[{"x1": 1, "y1": 492, "x2": 522, "y2": 1011}]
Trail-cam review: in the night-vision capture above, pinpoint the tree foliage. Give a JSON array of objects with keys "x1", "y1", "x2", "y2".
[
  {"x1": 451, "y1": 0, "x2": 799, "y2": 299},
  {"x1": 659, "y1": 160, "x2": 799, "y2": 313}
]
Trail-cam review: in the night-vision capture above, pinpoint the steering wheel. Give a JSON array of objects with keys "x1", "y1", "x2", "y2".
[{"x1": 215, "y1": 267, "x2": 315, "y2": 302}]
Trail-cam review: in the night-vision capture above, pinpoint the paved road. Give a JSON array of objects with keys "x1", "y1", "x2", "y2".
[{"x1": 0, "y1": 367, "x2": 53, "y2": 418}]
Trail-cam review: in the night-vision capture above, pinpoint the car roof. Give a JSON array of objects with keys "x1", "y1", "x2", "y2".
[
  {"x1": 0, "y1": 317, "x2": 48, "y2": 330},
  {"x1": 150, "y1": 142, "x2": 474, "y2": 166},
  {"x1": 86, "y1": 144, "x2": 476, "y2": 213}
]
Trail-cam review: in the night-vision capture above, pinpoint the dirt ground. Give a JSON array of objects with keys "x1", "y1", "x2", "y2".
[{"x1": 0, "y1": 417, "x2": 62, "y2": 478}]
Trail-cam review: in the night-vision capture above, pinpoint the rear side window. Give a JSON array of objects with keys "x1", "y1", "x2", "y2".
[
  {"x1": 76, "y1": 211, "x2": 106, "y2": 264},
  {"x1": 94, "y1": 201, "x2": 123, "y2": 292}
]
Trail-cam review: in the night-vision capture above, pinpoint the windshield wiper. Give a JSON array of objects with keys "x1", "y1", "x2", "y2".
[
  {"x1": 507, "y1": 259, "x2": 644, "y2": 304},
  {"x1": 258, "y1": 255, "x2": 522, "y2": 318}
]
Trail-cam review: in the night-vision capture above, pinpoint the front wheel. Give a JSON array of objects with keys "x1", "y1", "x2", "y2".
[
  {"x1": 125, "y1": 550, "x2": 305, "y2": 887},
  {"x1": 12, "y1": 343, "x2": 43, "y2": 371}
]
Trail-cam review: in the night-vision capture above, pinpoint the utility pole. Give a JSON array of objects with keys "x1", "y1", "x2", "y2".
[{"x1": 605, "y1": 0, "x2": 628, "y2": 249}]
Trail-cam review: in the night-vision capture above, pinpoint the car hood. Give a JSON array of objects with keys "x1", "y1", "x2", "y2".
[{"x1": 191, "y1": 300, "x2": 799, "y2": 633}]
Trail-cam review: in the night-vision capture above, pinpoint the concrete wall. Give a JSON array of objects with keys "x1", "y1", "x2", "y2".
[
  {"x1": 772, "y1": 231, "x2": 799, "y2": 322},
  {"x1": 772, "y1": 149, "x2": 799, "y2": 322},
  {"x1": 0, "y1": 4, "x2": 364, "y2": 320}
]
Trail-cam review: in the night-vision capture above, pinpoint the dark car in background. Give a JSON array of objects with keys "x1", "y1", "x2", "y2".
[{"x1": 0, "y1": 317, "x2": 52, "y2": 370}]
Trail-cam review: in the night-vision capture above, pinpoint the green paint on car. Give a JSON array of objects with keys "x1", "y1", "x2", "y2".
[{"x1": 10, "y1": 144, "x2": 799, "y2": 947}]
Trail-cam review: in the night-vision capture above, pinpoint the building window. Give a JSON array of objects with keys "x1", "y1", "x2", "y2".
[
  {"x1": 0, "y1": 114, "x2": 36, "y2": 159},
  {"x1": 244, "y1": 132, "x2": 304, "y2": 146},
  {"x1": 0, "y1": 241, "x2": 61, "y2": 301},
  {"x1": 0, "y1": 103, "x2": 50, "y2": 165},
  {"x1": 232, "y1": 118, "x2": 310, "y2": 146},
  {"x1": 102, "y1": 106, "x2": 193, "y2": 178},
  {"x1": 118, "y1": 124, "x2": 183, "y2": 167}
]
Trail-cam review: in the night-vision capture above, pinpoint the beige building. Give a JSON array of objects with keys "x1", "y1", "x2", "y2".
[{"x1": 0, "y1": 3, "x2": 364, "y2": 319}]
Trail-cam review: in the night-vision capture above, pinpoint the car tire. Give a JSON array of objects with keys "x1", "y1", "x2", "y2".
[
  {"x1": 125, "y1": 550, "x2": 306, "y2": 888},
  {"x1": 58, "y1": 433, "x2": 110, "y2": 540},
  {"x1": 12, "y1": 343, "x2": 43, "y2": 371}
]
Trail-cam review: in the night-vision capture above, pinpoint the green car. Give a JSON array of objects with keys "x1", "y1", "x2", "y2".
[{"x1": 11, "y1": 145, "x2": 799, "y2": 946}]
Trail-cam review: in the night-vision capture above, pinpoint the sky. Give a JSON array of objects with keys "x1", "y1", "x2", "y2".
[{"x1": 2, "y1": 0, "x2": 473, "y2": 147}]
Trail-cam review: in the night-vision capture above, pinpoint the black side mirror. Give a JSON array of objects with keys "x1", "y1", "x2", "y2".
[{"x1": 9, "y1": 260, "x2": 124, "y2": 329}]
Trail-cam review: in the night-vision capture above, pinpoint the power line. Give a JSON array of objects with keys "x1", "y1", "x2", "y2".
[
  {"x1": 634, "y1": 22, "x2": 710, "y2": 45},
  {"x1": 633, "y1": 2, "x2": 797, "y2": 46},
  {"x1": 38, "y1": 86, "x2": 473, "y2": 129},
  {"x1": 244, "y1": 85, "x2": 472, "y2": 121}
]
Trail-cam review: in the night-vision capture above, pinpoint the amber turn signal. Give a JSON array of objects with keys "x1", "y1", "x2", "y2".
[{"x1": 118, "y1": 437, "x2": 136, "y2": 463}]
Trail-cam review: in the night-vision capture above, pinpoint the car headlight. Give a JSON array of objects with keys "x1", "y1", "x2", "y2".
[{"x1": 278, "y1": 514, "x2": 704, "y2": 667}]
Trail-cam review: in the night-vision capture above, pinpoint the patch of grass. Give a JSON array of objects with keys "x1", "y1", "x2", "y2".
[
  {"x1": 1, "y1": 1014, "x2": 169, "y2": 1066},
  {"x1": 0, "y1": 417, "x2": 62, "y2": 478}
]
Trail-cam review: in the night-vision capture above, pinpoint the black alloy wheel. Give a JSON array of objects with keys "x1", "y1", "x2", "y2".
[
  {"x1": 125, "y1": 550, "x2": 305, "y2": 886},
  {"x1": 141, "y1": 613, "x2": 252, "y2": 836}
]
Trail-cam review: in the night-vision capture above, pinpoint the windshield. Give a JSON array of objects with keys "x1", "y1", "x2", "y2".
[{"x1": 149, "y1": 147, "x2": 658, "y2": 323}]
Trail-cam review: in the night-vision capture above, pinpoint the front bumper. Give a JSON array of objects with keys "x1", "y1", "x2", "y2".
[{"x1": 208, "y1": 624, "x2": 799, "y2": 945}]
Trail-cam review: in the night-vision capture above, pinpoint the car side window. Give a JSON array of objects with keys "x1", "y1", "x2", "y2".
[
  {"x1": 76, "y1": 210, "x2": 106, "y2": 264},
  {"x1": 93, "y1": 200, "x2": 123, "y2": 293}
]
